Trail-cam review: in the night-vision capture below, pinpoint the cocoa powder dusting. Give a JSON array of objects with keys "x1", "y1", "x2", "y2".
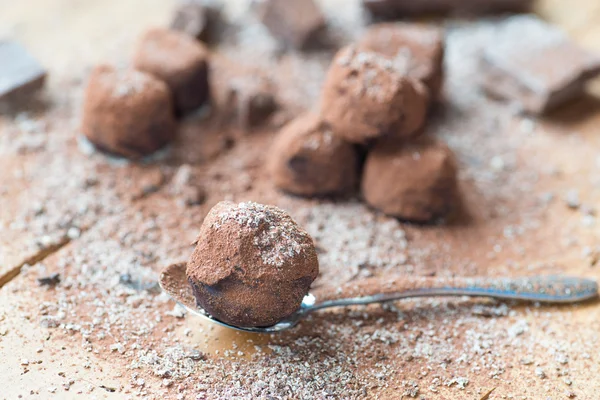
[{"x1": 2, "y1": 1, "x2": 600, "y2": 399}]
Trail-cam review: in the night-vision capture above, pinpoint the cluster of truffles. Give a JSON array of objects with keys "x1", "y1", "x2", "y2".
[
  {"x1": 268, "y1": 23, "x2": 458, "y2": 222},
  {"x1": 81, "y1": 27, "x2": 210, "y2": 158},
  {"x1": 186, "y1": 201, "x2": 319, "y2": 327},
  {"x1": 80, "y1": 1, "x2": 280, "y2": 160}
]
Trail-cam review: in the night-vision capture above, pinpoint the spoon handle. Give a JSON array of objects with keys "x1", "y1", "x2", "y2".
[{"x1": 311, "y1": 275, "x2": 598, "y2": 310}]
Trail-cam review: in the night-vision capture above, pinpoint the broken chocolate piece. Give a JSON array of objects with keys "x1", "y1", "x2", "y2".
[
  {"x1": 0, "y1": 41, "x2": 46, "y2": 101},
  {"x1": 187, "y1": 201, "x2": 319, "y2": 327},
  {"x1": 320, "y1": 45, "x2": 428, "y2": 144},
  {"x1": 37, "y1": 273, "x2": 61, "y2": 287},
  {"x1": 133, "y1": 28, "x2": 210, "y2": 115},
  {"x1": 257, "y1": 0, "x2": 326, "y2": 49},
  {"x1": 362, "y1": 0, "x2": 532, "y2": 19},
  {"x1": 170, "y1": 0, "x2": 223, "y2": 43},
  {"x1": 356, "y1": 23, "x2": 445, "y2": 100},
  {"x1": 479, "y1": 16, "x2": 600, "y2": 114},
  {"x1": 267, "y1": 112, "x2": 358, "y2": 197}
]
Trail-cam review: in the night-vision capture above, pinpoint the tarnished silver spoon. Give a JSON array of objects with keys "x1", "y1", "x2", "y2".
[{"x1": 159, "y1": 262, "x2": 598, "y2": 333}]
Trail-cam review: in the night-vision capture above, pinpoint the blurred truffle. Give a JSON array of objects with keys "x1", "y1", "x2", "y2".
[
  {"x1": 81, "y1": 65, "x2": 176, "y2": 158},
  {"x1": 268, "y1": 112, "x2": 358, "y2": 197},
  {"x1": 362, "y1": 136, "x2": 458, "y2": 222},
  {"x1": 320, "y1": 46, "x2": 428, "y2": 144},
  {"x1": 134, "y1": 28, "x2": 210, "y2": 115}
]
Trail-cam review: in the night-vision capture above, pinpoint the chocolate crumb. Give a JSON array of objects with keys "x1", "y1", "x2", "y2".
[{"x1": 37, "y1": 273, "x2": 60, "y2": 287}]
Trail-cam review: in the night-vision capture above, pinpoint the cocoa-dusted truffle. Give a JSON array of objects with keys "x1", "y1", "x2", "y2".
[
  {"x1": 356, "y1": 23, "x2": 445, "y2": 100},
  {"x1": 320, "y1": 46, "x2": 428, "y2": 144},
  {"x1": 81, "y1": 65, "x2": 176, "y2": 159},
  {"x1": 268, "y1": 112, "x2": 358, "y2": 197},
  {"x1": 257, "y1": 0, "x2": 326, "y2": 49},
  {"x1": 187, "y1": 201, "x2": 319, "y2": 327},
  {"x1": 362, "y1": 136, "x2": 458, "y2": 222},
  {"x1": 133, "y1": 28, "x2": 210, "y2": 115}
]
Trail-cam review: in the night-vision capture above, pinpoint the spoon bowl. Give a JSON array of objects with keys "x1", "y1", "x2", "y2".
[{"x1": 159, "y1": 263, "x2": 598, "y2": 333}]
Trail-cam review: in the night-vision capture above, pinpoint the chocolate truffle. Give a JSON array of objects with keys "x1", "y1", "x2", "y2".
[
  {"x1": 320, "y1": 46, "x2": 428, "y2": 144},
  {"x1": 257, "y1": 0, "x2": 326, "y2": 49},
  {"x1": 81, "y1": 65, "x2": 176, "y2": 159},
  {"x1": 479, "y1": 15, "x2": 600, "y2": 114},
  {"x1": 187, "y1": 201, "x2": 319, "y2": 327},
  {"x1": 362, "y1": 136, "x2": 458, "y2": 222},
  {"x1": 268, "y1": 112, "x2": 358, "y2": 197},
  {"x1": 356, "y1": 23, "x2": 445, "y2": 100},
  {"x1": 133, "y1": 28, "x2": 210, "y2": 115}
]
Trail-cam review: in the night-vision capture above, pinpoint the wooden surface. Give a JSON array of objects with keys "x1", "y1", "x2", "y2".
[{"x1": 2, "y1": 0, "x2": 600, "y2": 399}]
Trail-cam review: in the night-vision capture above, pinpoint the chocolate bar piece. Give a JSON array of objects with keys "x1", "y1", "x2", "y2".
[
  {"x1": 362, "y1": 0, "x2": 532, "y2": 18},
  {"x1": 257, "y1": 0, "x2": 326, "y2": 49},
  {"x1": 0, "y1": 41, "x2": 46, "y2": 101},
  {"x1": 479, "y1": 15, "x2": 600, "y2": 114},
  {"x1": 170, "y1": 0, "x2": 222, "y2": 43}
]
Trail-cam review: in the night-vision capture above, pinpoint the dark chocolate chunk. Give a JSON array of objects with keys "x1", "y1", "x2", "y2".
[
  {"x1": 170, "y1": 0, "x2": 223, "y2": 43},
  {"x1": 479, "y1": 16, "x2": 600, "y2": 114},
  {"x1": 0, "y1": 41, "x2": 46, "y2": 101},
  {"x1": 257, "y1": 0, "x2": 326, "y2": 49},
  {"x1": 362, "y1": 0, "x2": 532, "y2": 19}
]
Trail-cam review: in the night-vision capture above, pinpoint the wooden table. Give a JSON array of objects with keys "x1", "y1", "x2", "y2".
[{"x1": 2, "y1": 1, "x2": 600, "y2": 399}]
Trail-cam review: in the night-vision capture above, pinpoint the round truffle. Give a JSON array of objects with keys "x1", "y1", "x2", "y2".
[
  {"x1": 186, "y1": 201, "x2": 319, "y2": 327},
  {"x1": 133, "y1": 28, "x2": 210, "y2": 115},
  {"x1": 357, "y1": 23, "x2": 444, "y2": 100},
  {"x1": 268, "y1": 112, "x2": 358, "y2": 197},
  {"x1": 320, "y1": 46, "x2": 428, "y2": 144},
  {"x1": 362, "y1": 136, "x2": 458, "y2": 222},
  {"x1": 81, "y1": 65, "x2": 177, "y2": 159}
]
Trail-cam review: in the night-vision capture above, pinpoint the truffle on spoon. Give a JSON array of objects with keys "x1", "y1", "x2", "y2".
[{"x1": 186, "y1": 201, "x2": 319, "y2": 328}]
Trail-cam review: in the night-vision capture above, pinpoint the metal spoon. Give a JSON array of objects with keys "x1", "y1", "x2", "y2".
[{"x1": 159, "y1": 262, "x2": 598, "y2": 333}]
